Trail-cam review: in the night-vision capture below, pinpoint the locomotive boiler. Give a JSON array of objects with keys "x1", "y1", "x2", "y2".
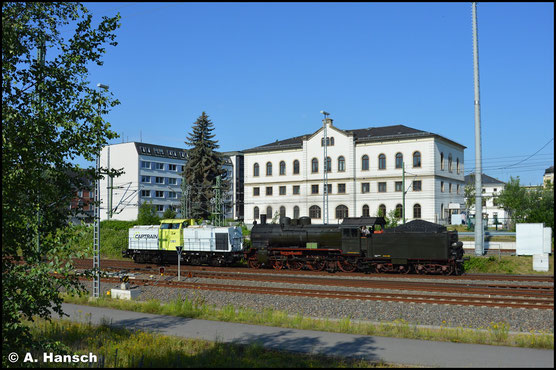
[{"x1": 244, "y1": 216, "x2": 465, "y2": 275}]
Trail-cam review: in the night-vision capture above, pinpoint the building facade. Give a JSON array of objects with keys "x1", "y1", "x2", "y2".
[
  {"x1": 464, "y1": 173, "x2": 507, "y2": 228},
  {"x1": 98, "y1": 142, "x2": 241, "y2": 221},
  {"x1": 243, "y1": 118, "x2": 466, "y2": 225}
]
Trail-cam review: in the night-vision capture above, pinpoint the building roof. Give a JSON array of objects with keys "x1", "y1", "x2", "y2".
[
  {"x1": 464, "y1": 173, "x2": 505, "y2": 185},
  {"x1": 545, "y1": 165, "x2": 554, "y2": 174},
  {"x1": 242, "y1": 123, "x2": 466, "y2": 153}
]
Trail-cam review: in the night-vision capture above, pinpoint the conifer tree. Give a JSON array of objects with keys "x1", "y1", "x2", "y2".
[{"x1": 182, "y1": 112, "x2": 226, "y2": 220}]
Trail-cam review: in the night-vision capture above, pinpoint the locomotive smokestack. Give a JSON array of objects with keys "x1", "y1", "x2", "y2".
[{"x1": 260, "y1": 214, "x2": 267, "y2": 225}]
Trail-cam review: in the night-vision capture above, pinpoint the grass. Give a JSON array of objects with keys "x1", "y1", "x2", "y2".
[
  {"x1": 463, "y1": 254, "x2": 554, "y2": 275},
  {"x1": 63, "y1": 294, "x2": 553, "y2": 350},
  {"x1": 25, "y1": 318, "x2": 395, "y2": 368}
]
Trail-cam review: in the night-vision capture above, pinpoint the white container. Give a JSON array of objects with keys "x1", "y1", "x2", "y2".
[{"x1": 533, "y1": 253, "x2": 549, "y2": 272}]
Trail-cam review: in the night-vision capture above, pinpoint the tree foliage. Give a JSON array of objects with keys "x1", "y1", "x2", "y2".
[
  {"x1": 137, "y1": 201, "x2": 160, "y2": 225},
  {"x1": 2, "y1": 2, "x2": 120, "y2": 362},
  {"x1": 182, "y1": 112, "x2": 227, "y2": 220}
]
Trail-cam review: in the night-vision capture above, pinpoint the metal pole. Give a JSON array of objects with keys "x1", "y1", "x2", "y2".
[
  {"x1": 93, "y1": 155, "x2": 101, "y2": 298},
  {"x1": 323, "y1": 120, "x2": 328, "y2": 224},
  {"x1": 402, "y1": 161, "x2": 406, "y2": 224},
  {"x1": 472, "y1": 2, "x2": 484, "y2": 256}
]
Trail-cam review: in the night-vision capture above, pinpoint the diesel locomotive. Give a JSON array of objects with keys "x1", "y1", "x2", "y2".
[{"x1": 244, "y1": 216, "x2": 465, "y2": 275}]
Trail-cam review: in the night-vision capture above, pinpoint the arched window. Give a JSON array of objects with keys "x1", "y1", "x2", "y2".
[
  {"x1": 266, "y1": 162, "x2": 272, "y2": 176},
  {"x1": 266, "y1": 206, "x2": 273, "y2": 219},
  {"x1": 395, "y1": 153, "x2": 403, "y2": 169},
  {"x1": 309, "y1": 205, "x2": 321, "y2": 219},
  {"x1": 413, "y1": 151, "x2": 421, "y2": 168},
  {"x1": 378, "y1": 154, "x2": 386, "y2": 170},
  {"x1": 311, "y1": 158, "x2": 318, "y2": 173},
  {"x1": 440, "y1": 152, "x2": 444, "y2": 170},
  {"x1": 253, "y1": 163, "x2": 259, "y2": 177},
  {"x1": 362, "y1": 155, "x2": 369, "y2": 171},
  {"x1": 413, "y1": 204, "x2": 421, "y2": 219},
  {"x1": 279, "y1": 161, "x2": 286, "y2": 175},
  {"x1": 293, "y1": 160, "x2": 300, "y2": 174},
  {"x1": 325, "y1": 157, "x2": 331, "y2": 173},
  {"x1": 335, "y1": 205, "x2": 349, "y2": 219},
  {"x1": 293, "y1": 206, "x2": 300, "y2": 219},
  {"x1": 448, "y1": 154, "x2": 453, "y2": 172},
  {"x1": 456, "y1": 158, "x2": 460, "y2": 174},
  {"x1": 280, "y1": 206, "x2": 286, "y2": 218},
  {"x1": 362, "y1": 204, "x2": 370, "y2": 217},
  {"x1": 378, "y1": 204, "x2": 386, "y2": 217},
  {"x1": 254, "y1": 206, "x2": 259, "y2": 220},
  {"x1": 338, "y1": 156, "x2": 345, "y2": 172},
  {"x1": 395, "y1": 204, "x2": 403, "y2": 219}
]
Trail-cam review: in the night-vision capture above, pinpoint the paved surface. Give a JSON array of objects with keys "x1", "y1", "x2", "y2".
[{"x1": 60, "y1": 303, "x2": 553, "y2": 368}]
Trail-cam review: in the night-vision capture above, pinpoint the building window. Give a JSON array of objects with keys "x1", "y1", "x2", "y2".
[
  {"x1": 168, "y1": 178, "x2": 177, "y2": 185},
  {"x1": 338, "y1": 183, "x2": 346, "y2": 193},
  {"x1": 253, "y1": 163, "x2": 259, "y2": 177},
  {"x1": 378, "y1": 182, "x2": 387, "y2": 193},
  {"x1": 155, "y1": 191, "x2": 164, "y2": 198},
  {"x1": 253, "y1": 187, "x2": 260, "y2": 196},
  {"x1": 325, "y1": 157, "x2": 331, "y2": 173},
  {"x1": 395, "y1": 204, "x2": 403, "y2": 219},
  {"x1": 449, "y1": 183, "x2": 452, "y2": 193},
  {"x1": 155, "y1": 177, "x2": 164, "y2": 184},
  {"x1": 280, "y1": 161, "x2": 286, "y2": 175},
  {"x1": 155, "y1": 162, "x2": 164, "y2": 170},
  {"x1": 280, "y1": 206, "x2": 286, "y2": 218},
  {"x1": 413, "y1": 203, "x2": 421, "y2": 219},
  {"x1": 395, "y1": 181, "x2": 402, "y2": 192},
  {"x1": 413, "y1": 180, "x2": 422, "y2": 191},
  {"x1": 293, "y1": 206, "x2": 300, "y2": 219},
  {"x1": 335, "y1": 205, "x2": 349, "y2": 219},
  {"x1": 378, "y1": 204, "x2": 386, "y2": 217},
  {"x1": 311, "y1": 184, "x2": 319, "y2": 194},
  {"x1": 457, "y1": 184, "x2": 460, "y2": 194},
  {"x1": 338, "y1": 156, "x2": 345, "y2": 172},
  {"x1": 456, "y1": 158, "x2": 460, "y2": 174},
  {"x1": 141, "y1": 161, "x2": 151, "y2": 169},
  {"x1": 325, "y1": 184, "x2": 332, "y2": 194},
  {"x1": 311, "y1": 158, "x2": 318, "y2": 173},
  {"x1": 266, "y1": 206, "x2": 273, "y2": 219},
  {"x1": 378, "y1": 154, "x2": 386, "y2": 170},
  {"x1": 362, "y1": 204, "x2": 370, "y2": 217},
  {"x1": 156, "y1": 205, "x2": 164, "y2": 212},
  {"x1": 361, "y1": 182, "x2": 370, "y2": 193},
  {"x1": 395, "y1": 153, "x2": 403, "y2": 169},
  {"x1": 168, "y1": 164, "x2": 177, "y2": 171},
  {"x1": 266, "y1": 186, "x2": 273, "y2": 196},
  {"x1": 413, "y1": 151, "x2": 421, "y2": 168},
  {"x1": 141, "y1": 190, "x2": 151, "y2": 197},
  {"x1": 309, "y1": 205, "x2": 321, "y2": 219},
  {"x1": 440, "y1": 152, "x2": 444, "y2": 170},
  {"x1": 362, "y1": 155, "x2": 369, "y2": 171},
  {"x1": 168, "y1": 192, "x2": 177, "y2": 198},
  {"x1": 293, "y1": 185, "x2": 300, "y2": 195},
  {"x1": 279, "y1": 186, "x2": 286, "y2": 195},
  {"x1": 441, "y1": 181, "x2": 444, "y2": 192},
  {"x1": 448, "y1": 154, "x2": 453, "y2": 172},
  {"x1": 254, "y1": 206, "x2": 259, "y2": 220},
  {"x1": 266, "y1": 162, "x2": 272, "y2": 176},
  {"x1": 321, "y1": 137, "x2": 334, "y2": 146},
  {"x1": 141, "y1": 176, "x2": 150, "y2": 183},
  {"x1": 293, "y1": 160, "x2": 300, "y2": 174}
]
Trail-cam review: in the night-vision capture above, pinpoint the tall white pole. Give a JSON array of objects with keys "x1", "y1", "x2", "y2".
[{"x1": 472, "y1": 2, "x2": 484, "y2": 256}]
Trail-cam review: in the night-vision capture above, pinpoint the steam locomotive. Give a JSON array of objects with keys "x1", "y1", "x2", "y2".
[{"x1": 244, "y1": 216, "x2": 465, "y2": 275}]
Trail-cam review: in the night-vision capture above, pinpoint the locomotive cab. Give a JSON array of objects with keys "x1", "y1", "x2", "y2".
[{"x1": 339, "y1": 217, "x2": 386, "y2": 255}]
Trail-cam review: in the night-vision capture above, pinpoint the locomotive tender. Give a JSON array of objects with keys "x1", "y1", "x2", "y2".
[
  {"x1": 124, "y1": 219, "x2": 244, "y2": 266},
  {"x1": 244, "y1": 216, "x2": 465, "y2": 275}
]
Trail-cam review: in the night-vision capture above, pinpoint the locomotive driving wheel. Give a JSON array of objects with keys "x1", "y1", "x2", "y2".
[
  {"x1": 337, "y1": 257, "x2": 357, "y2": 273},
  {"x1": 248, "y1": 256, "x2": 262, "y2": 269},
  {"x1": 287, "y1": 259, "x2": 304, "y2": 271},
  {"x1": 308, "y1": 259, "x2": 326, "y2": 271},
  {"x1": 271, "y1": 259, "x2": 285, "y2": 270}
]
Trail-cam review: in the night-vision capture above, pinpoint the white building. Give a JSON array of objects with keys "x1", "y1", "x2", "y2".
[
  {"x1": 242, "y1": 118, "x2": 466, "y2": 225},
  {"x1": 464, "y1": 173, "x2": 508, "y2": 228},
  {"x1": 98, "y1": 142, "x2": 240, "y2": 221}
]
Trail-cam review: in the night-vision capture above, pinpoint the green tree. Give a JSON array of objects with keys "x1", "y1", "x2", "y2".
[
  {"x1": 182, "y1": 112, "x2": 227, "y2": 220},
  {"x1": 497, "y1": 177, "x2": 530, "y2": 228},
  {"x1": 162, "y1": 207, "x2": 177, "y2": 220},
  {"x1": 2, "y1": 2, "x2": 120, "y2": 362},
  {"x1": 526, "y1": 182, "x2": 554, "y2": 231},
  {"x1": 137, "y1": 201, "x2": 160, "y2": 225}
]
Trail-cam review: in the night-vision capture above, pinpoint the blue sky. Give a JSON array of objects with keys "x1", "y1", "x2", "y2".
[{"x1": 81, "y1": 2, "x2": 554, "y2": 186}]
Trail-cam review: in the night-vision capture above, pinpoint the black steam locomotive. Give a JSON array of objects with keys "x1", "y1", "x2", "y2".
[{"x1": 244, "y1": 216, "x2": 465, "y2": 275}]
